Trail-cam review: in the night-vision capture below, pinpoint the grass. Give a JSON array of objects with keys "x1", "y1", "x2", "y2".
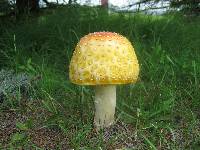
[{"x1": 0, "y1": 5, "x2": 200, "y2": 149}]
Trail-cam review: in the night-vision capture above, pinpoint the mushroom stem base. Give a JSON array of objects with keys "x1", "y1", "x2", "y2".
[{"x1": 94, "y1": 85, "x2": 116, "y2": 129}]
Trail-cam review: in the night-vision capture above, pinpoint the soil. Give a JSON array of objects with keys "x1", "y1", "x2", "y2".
[{"x1": 0, "y1": 101, "x2": 143, "y2": 149}]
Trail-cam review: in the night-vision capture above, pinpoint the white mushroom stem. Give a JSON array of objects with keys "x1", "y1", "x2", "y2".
[{"x1": 94, "y1": 85, "x2": 116, "y2": 129}]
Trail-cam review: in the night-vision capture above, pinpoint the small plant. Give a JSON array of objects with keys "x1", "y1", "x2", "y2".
[{"x1": 0, "y1": 69, "x2": 35, "y2": 108}]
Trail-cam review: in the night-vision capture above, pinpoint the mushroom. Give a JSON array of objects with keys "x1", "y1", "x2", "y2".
[{"x1": 69, "y1": 32, "x2": 139, "y2": 129}]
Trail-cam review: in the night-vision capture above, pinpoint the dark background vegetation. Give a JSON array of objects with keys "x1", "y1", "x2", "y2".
[
  {"x1": 0, "y1": 0, "x2": 200, "y2": 149},
  {"x1": 0, "y1": 0, "x2": 200, "y2": 17}
]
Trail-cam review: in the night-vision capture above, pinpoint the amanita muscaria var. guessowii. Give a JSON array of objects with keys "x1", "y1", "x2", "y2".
[{"x1": 69, "y1": 32, "x2": 139, "y2": 129}]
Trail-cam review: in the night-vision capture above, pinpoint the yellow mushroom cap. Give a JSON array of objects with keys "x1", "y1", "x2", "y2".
[{"x1": 69, "y1": 32, "x2": 139, "y2": 85}]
